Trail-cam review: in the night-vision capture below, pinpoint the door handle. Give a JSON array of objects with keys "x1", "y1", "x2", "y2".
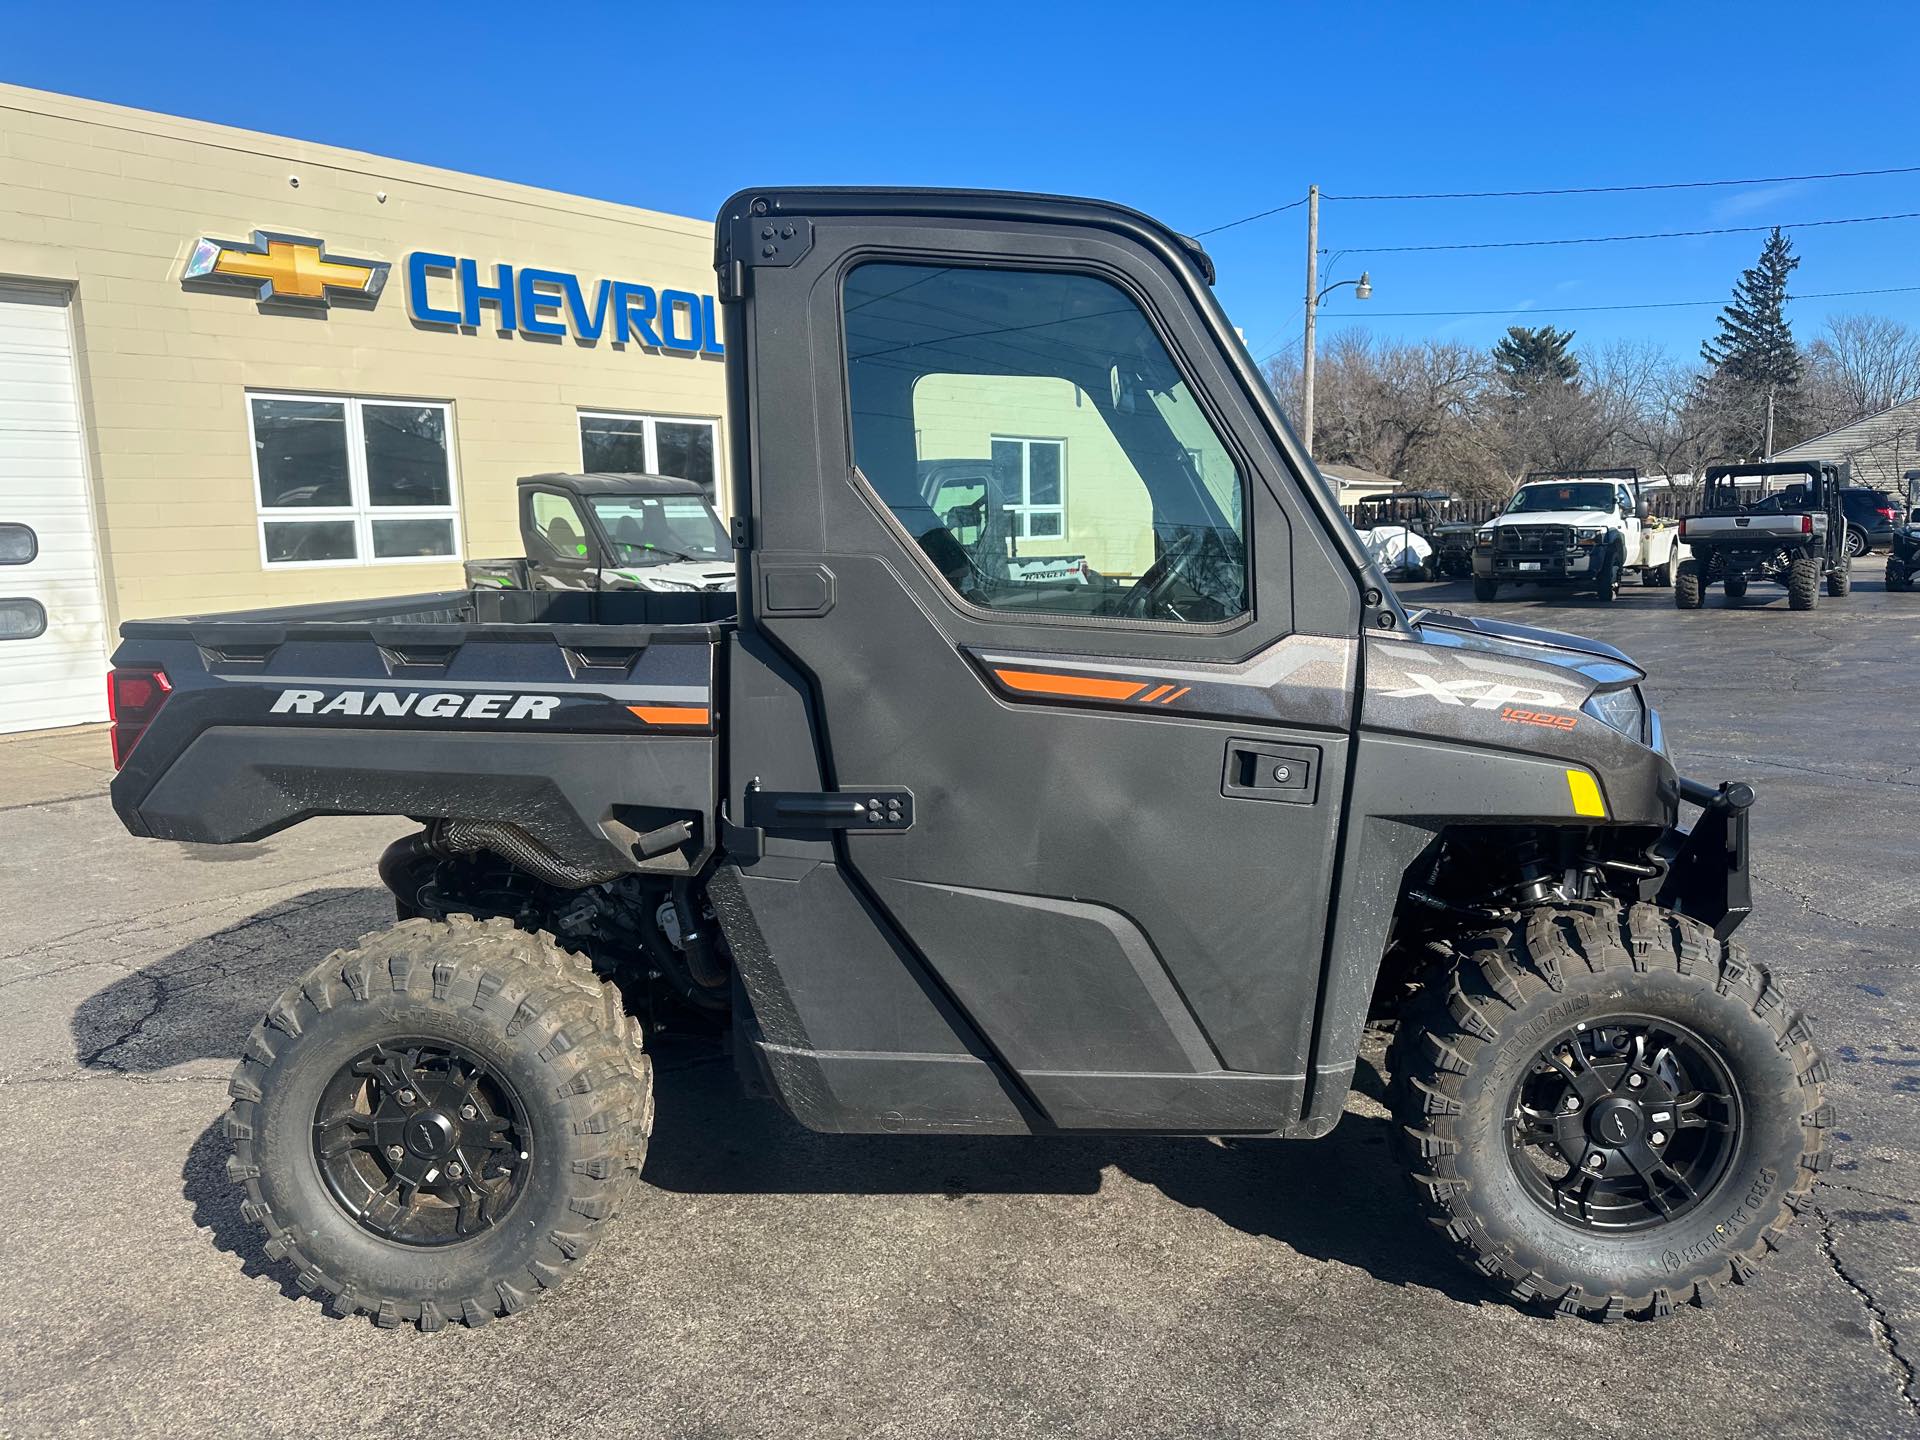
[{"x1": 1222, "y1": 739, "x2": 1321, "y2": 805}]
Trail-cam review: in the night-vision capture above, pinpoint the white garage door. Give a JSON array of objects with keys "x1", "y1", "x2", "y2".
[{"x1": 0, "y1": 287, "x2": 108, "y2": 733}]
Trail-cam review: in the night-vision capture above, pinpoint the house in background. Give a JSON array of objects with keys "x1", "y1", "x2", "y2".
[
  {"x1": 1317, "y1": 463, "x2": 1400, "y2": 507},
  {"x1": 1771, "y1": 395, "x2": 1920, "y2": 489}
]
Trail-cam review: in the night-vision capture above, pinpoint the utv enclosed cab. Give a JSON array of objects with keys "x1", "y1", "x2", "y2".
[
  {"x1": 1887, "y1": 470, "x2": 1920, "y2": 592},
  {"x1": 103, "y1": 185, "x2": 1826, "y2": 1334},
  {"x1": 1676, "y1": 460, "x2": 1851, "y2": 610},
  {"x1": 464, "y1": 473, "x2": 735, "y2": 596}
]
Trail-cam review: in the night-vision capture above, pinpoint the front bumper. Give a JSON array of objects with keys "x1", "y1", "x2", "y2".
[
  {"x1": 1473, "y1": 549, "x2": 1596, "y2": 580},
  {"x1": 1654, "y1": 776, "x2": 1753, "y2": 939}
]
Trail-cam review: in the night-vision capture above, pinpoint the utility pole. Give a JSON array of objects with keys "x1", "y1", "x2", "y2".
[
  {"x1": 1302, "y1": 184, "x2": 1320, "y2": 461},
  {"x1": 1763, "y1": 385, "x2": 1776, "y2": 458}
]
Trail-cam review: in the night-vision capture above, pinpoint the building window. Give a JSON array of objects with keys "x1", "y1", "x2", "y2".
[
  {"x1": 990, "y1": 435, "x2": 1066, "y2": 539},
  {"x1": 249, "y1": 393, "x2": 460, "y2": 567},
  {"x1": 579, "y1": 411, "x2": 719, "y2": 493}
]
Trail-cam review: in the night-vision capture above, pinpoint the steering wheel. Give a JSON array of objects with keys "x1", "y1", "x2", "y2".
[{"x1": 1117, "y1": 528, "x2": 1204, "y2": 619}]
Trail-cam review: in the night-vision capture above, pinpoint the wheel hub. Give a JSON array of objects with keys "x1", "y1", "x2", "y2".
[
  {"x1": 312, "y1": 1039, "x2": 531, "y2": 1247},
  {"x1": 1506, "y1": 1018, "x2": 1741, "y2": 1233}
]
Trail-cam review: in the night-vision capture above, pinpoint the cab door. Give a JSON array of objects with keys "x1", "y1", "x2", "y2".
[
  {"x1": 719, "y1": 192, "x2": 1368, "y2": 1133},
  {"x1": 521, "y1": 485, "x2": 602, "y2": 591}
]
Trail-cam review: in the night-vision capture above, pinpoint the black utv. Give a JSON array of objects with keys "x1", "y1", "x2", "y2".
[
  {"x1": 103, "y1": 187, "x2": 1826, "y2": 1333},
  {"x1": 1676, "y1": 461, "x2": 1851, "y2": 610},
  {"x1": 1887, "y1": 472, "x2": 1920, "y2": 592}
]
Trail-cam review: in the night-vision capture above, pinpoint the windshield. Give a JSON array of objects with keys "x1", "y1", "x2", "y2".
[
  {"x1": 587, "y1": 495, "x2": 727, "y2": 564},
  {"x1": 1505, "y1": 482, "x2": 1616, "y2": 514}
]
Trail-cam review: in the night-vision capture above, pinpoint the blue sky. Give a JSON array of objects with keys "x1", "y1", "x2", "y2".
[{"x1": 9, "y1": 1, "x2": 1920, "y2": 369}]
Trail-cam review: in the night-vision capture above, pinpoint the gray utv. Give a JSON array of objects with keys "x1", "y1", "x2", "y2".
[{"x1": 104, "y1": 187, "x2": 1827, "y2": 1333}]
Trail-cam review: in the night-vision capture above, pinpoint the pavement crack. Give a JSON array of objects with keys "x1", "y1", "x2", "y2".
[
  {"x1": 78, "y1": 971, "x2": 169, "y2": 1072},
  {"x1": 1814, "y1": 1203, "x2": 1919, "y2": 1417}
]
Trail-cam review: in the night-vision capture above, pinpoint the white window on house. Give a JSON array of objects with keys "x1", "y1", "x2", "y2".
[
  {"x1": 990, "y1": 435, "x2": 1065, "y2": 540},
  {"x1": 249, "y1": 393, "x2": 460, "y2": 567},
  {"x1": 578, "y1": 411, "x2": 719, "y2": 493}
]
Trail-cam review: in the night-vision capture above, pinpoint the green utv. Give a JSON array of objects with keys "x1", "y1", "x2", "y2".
[{"x1": 105, "y1": 188, "x2": 1827, "y2": 1330}]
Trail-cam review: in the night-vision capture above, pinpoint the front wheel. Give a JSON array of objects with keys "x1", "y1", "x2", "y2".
[
  {"x1": 1389, "y1": 901, "x2": 1829, "y2": 1321},
  {"x1": 1724, "y1": 576, "x2": 1748, "y2": 601},
  {"x1": 1592, "y1": 549, "x2": 1620, "y2": 603},
  {"x1": 224, "y1": 916, "x2": 652, "y2": 1330},
  {"x1": 1472, "y1": 578, "x2": 1500, "y2": 602},
  {"x1": 1890, "y1": 558, "x2": 1914, "y2": 592},
  {"x1": 1827, "y1": 562, "x2": 1851, "y2": 598}
]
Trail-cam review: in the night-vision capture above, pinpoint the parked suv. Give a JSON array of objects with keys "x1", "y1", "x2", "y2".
[{"x1": 1838, "y1": 487, "x2": 1902, "y2": 557}]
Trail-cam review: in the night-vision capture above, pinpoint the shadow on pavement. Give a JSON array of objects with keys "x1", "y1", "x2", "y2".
[{"x1": 71, "y1": 886, "x2": 393, "y2": 1073}]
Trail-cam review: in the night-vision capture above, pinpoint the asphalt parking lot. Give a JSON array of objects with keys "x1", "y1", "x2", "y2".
[{"x1": 1, "y1": 571, "x2": 1915, "y2": 1440}]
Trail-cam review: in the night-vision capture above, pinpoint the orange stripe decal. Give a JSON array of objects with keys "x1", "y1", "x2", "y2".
[
  {"x1": 993, "y1": 668, "x2": 1147, "y2": 702},
  {"x1": 628, "y1": 705, "x2": 711, "y2": 726},
  {"x1": 1140, "y1": 684, "x2": 1174, "y2": 703},
  {"x1": 1160, "y1": 686, "x2": 1191, "y2": 704}
]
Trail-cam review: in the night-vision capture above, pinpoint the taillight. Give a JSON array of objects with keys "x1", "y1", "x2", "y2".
[
  {"x1": 1878, "y1": 506, "x2": 1898, "y2": 521},
  {"x1": 108, "y1": 667, "x2": 171, "y2": 769},
  {"x1": 1678, "y1": 516, "x2": 1688, "y2": 538},
  {"x1": 1801, "y1": 514, "x2": 1814, "y2": 535}
]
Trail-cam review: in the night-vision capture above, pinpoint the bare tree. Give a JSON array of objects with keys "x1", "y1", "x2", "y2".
[{"x1": 1803, "y1": 313, "x2": 1920, "y2": 434}]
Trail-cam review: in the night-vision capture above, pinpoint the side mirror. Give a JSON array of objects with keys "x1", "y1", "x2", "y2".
[{"x1": 1635, "y1": 500, "x2": 1651, "y2": 520}]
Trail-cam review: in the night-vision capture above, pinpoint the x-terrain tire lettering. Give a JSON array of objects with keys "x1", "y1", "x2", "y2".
[{"x1": 1389, "y1": 899, "x2": 1829, "y2": 1321}]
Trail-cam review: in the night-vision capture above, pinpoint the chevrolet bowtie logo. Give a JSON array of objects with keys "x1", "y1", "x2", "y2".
[{"x1": 182, "y1": 231, "x2": 389, "y2": 308}]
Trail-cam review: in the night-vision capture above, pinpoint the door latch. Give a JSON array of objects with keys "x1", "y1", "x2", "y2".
[
  {"x1": 1222, "y1": 739, "x2": 1321, "y2": 805},
  {"x1": 746, "y1": 786, "x2": 914, "y2": 833}
]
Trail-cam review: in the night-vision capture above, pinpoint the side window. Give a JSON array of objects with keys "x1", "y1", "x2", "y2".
[
  {"x1": 1617, "y1": 486, "x2": 1633, "y2": 514},
  {"x1": 528, "y1": 491, "x2": 591, "y2": 562},
  {"x1": 844, "y1": 262, "x2": 1248, "y2": 623}
]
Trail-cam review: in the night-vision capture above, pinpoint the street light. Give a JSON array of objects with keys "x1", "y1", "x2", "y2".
[{"x1": 1300, "y1": 183, "x2": 1373, "y2": 474}]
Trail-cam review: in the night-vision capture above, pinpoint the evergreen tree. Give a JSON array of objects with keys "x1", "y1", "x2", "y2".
[
  {"x1": 1493, "y1": 325, "x2": 1580, "y2": 390},
  {"x1": 1701, "y1": 228, "x2": 1802, "y2": 388}
]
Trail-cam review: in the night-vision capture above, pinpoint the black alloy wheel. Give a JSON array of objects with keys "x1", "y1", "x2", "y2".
[
  {"x1": 1505, "y1": 1017, "x2": 1740, "y2": 1233},
  {"x1": 314, "y1": 1039, "x2": 532, "y2": 1246}
]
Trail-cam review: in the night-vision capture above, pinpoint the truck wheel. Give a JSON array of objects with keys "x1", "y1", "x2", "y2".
[
  {"x1": 1826, "y1": 563, "x2": 1851, "y2": 598},
  {"x1": 1593, "y1": 550, "x2": 1619, "y2": 603},
  {"x1": 1640, "y1": 552, "x2": 1673, "y2": 588},
  {"x1": 1389, "y1": 900, "x2": 1829, "y2": 1321},
  {"x1": 223, "y1": 915, "x2": 652, "y2": 1330},
  {"x1": 1723, "y1": 577, "x2": 1748, "y2": 601},
  {"x1": 1890, "y1": 559, "x2": 1913, "y2": 592},
  {"x1": 1788, "y1": 555, "x2": 1820, "y2": 610},
  {"x1": 1673, "y1": 560, "x2": 1703, "y2": 609},
  {"x1": 1472, "y1": 578, "x2": 1500, "y2": 602}
]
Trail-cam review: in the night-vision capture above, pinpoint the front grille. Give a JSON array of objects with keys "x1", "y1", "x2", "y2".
[{"x1": 1497, "y1": 524, "x2": 1575, "y2": 554}]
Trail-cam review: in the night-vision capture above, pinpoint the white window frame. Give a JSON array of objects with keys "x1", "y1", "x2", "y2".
[
  {"x1": 577, "y1": 410, "x2": 721, "y2": 482},
  {"x1": 991, "y1": 434, "x2": 1066, "y2": 541},
  {"x1": 247, "y1": 391, "x2": 462, "y2": 569}
]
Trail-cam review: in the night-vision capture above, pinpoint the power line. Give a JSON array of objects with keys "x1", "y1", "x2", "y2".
[
  {"x1": 1300, "y1": 283, "x2": 1920, "y2": 325},
  {"x1": 1253, "y1": 284, "x2": 1920, "y2": 361},
  {"x1": 1346, "y1": 210, "x2": 1920, "y2": 254},
  {"x1": 1193, "y1": 164, "x2": 1920, "y2": 236}
]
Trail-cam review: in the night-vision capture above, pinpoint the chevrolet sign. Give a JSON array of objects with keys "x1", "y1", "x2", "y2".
[{"x1": 182, "y1": 232, "x2": 389, "y2": 308}]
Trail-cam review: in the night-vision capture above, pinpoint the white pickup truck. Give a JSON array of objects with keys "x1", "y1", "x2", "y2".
[{"x1": 1471, "y1": 469, "x2": 1680, "y2": 603}]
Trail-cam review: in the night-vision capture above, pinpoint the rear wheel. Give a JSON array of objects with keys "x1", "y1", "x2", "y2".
[
  {"x1": 1674, "y1": 560, "x2": 1703, "y2": 609},
  {"x1": 1472, "y1": 578, "x2": 1500, "y2": 602},
  {"x1": 1641, "y1": 551, "x2": 1675, "y2": 588},
  {"x1": 1844, "y1": 526, "x2": 1868, "y2": 559},
  {"x1": 1827, "y1": 562, "x2": 1851, "y2": 598},
  {"x1": 1788, "y1": 555, "x2": 1820, "y2": 610},
  {"x1": 1723, "y1": 576, "x2": 1748, "y2": 601},
  {"x1": 1389, "y1": 900, "x2": 1829, "y2": 1321},
  {"x1": 224, "y1": 916, "x2": 652, "y2": 1329}
]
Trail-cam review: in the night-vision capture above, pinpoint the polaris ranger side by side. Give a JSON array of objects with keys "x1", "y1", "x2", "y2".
[
  {"x1": 1676, "y1": 461, "x2": 1851, "y2": 611},
  {"x1": 1882, "y1": 472, "x2": 1920, "y2": 592},
  {"x1": 464, "y1": 472, "x2": 736, "y2": 595},
  {"x1": 106, "y1": 189, "x2": 1826, "y2": 1331},
  {"x1": 1348, "y1": 489, "x2": 1456, "y2": 581},
  {"x1": 1472, "y1": 469, "x2": 1680, "y2": 603}
]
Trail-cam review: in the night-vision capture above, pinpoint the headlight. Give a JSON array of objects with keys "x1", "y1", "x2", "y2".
[
  {"x1": 1576, "y1": 526, "x2": 1606, "y2": 544},
  {"x1": 637, "y1": 577, "x2": 698, "y2": 592},
  {"x1": 1475, "y1": 528, "x2": 1494, "y2": 548},
  {"x1": 1582, "y1": 685, "x2": 1646, "y2": 740}
]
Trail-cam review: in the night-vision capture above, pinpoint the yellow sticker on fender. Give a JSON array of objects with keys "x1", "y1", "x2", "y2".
[{"x1": 1566, "y1": 769, "x2": 1607, "y2": 818}]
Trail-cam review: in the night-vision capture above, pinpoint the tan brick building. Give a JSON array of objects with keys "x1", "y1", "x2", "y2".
[{"x1": 0, "y1": 83, "x2": 727, "y2": 731}]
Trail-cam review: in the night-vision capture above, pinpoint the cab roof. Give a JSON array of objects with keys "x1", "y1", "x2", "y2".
[{"x1": 518, "y1": 472, "x2": 708, "y2": 497}]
